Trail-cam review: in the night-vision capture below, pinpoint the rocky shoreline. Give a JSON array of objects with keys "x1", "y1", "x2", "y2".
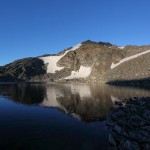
[{"x1": 106, "y1": 97, "x2": 150, "y2": 150}]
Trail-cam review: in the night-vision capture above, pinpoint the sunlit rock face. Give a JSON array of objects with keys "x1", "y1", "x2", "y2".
[
  {"x1": 0, "y1": 40, "x2": 150, "y2": 83},
  {"x1": 36, "y1": 42, "x2": 150, "y2": 83}
]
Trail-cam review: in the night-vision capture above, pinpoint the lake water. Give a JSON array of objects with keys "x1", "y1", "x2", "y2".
[{"x1": 0, "y1": 83, "x2": 150, "y2": 150}]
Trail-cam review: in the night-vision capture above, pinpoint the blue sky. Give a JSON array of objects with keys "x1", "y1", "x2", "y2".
[{"x1": 0, "y1": 0, "x2": 150, "y2": 65}]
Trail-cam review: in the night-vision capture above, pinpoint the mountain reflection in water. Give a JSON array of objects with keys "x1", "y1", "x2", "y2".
[{"x1": 0, "y1": 83, "x2": 150, "y2": 122}]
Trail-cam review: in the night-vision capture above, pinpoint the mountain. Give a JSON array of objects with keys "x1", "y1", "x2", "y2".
[{"x1": 0, "y1": 40, "x2": 150, "y2": 84}]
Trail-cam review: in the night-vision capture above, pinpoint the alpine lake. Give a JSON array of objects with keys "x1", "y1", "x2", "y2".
[{"x1": 0, "y1": 82, "x2": 150, "y2": 150}]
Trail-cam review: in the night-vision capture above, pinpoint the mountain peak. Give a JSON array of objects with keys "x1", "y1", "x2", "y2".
[
  {"x1": 98, "y1": 41, "x2": 113, "y2": 46},
  {"x1": 81, "y1": 40, "x2": 97, "y2": 44},
  {"x1": 81, "y1": 40, "x2": 113, "y2": 47}
]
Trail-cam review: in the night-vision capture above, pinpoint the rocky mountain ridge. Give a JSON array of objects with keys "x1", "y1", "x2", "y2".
[{"x1": 0, "y1": 40, "x2": 150, "y2": 83}]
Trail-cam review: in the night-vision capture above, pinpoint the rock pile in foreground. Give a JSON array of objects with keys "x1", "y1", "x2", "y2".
[{"x1": 107, "y1": 97, "x2": 150, "y2": 150}]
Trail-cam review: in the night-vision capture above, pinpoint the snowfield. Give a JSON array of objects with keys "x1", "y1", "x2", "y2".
[
  {"x1": 39, "y1": 43, "x2": 82, "y2": 73},
  {"x1": 64, "y1": 66, "x2": 91, "y2": 79},
  {"x1": 118, "y1": 46, "x2": 125, "y2": 49},
  {"x1": 111, "y1": 49, "x2": 150, "y2": 69}
]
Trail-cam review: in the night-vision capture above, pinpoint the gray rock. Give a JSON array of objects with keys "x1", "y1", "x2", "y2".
[
  {"x1": 0, "y1": 58, "x2": 46, "y2": 82},
  {"x1": 109, "y1": 134, "x2": 117, "y2": 146},
  {"x1": 114, "y1": 125, "x2": 123, "y2": 134},
  {"x1": 144, "y1": 143, "x2": 150, "y2": 150},
  {"x1": 141, "y1": 126, "x2": 150, "y2": 132},
  {"x1": 121, "y1": 140, "x2": 140, "y2": 150},
  {"x1": 115, "y1": 101, "x2": 123, "y2": 106}
]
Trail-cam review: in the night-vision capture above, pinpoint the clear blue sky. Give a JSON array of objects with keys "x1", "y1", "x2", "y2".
[{"x1": 0, "y1": 0, "x2": 150, "y2": 65}]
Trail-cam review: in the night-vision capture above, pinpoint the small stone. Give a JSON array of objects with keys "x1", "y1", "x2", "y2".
[
  {"x1": 109, "y1": 134, "x2": 116, "y2": 146},
  {"x1": 143, "y1": 110, "x2": 150, "y2": 119},
  {"x1": 141, "y1": 126, "x2": 150, "y2": 132},
  {"x1": 114, "y1": 125, "x2": 123, "y2": 134},
  {"x1": 115, "y1": 101, "x2": 123, "y2": 106},
  {"x1": 144, "y1": 143, "x2": 150, "y2": 150},
  {"x1": 121, "y1": 140, "x2": 140, "y2": 150}
]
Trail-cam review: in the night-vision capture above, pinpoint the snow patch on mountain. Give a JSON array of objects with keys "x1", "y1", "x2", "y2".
[
  {"x1": 70, "y1": 43, "x2": 82, "y2": 51},
  {"x1": 64, "y1": 66, "x2": 91, "y2": 79},
  {"x1": 40, "y1": 43, "x2": 82, "y2": 73},
  {"x1": 111, "y1": 49, "x2": 150, "y2": 69},
  {"x1": 118, "y1": 46, "x2": 125, "y2": 49}
]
